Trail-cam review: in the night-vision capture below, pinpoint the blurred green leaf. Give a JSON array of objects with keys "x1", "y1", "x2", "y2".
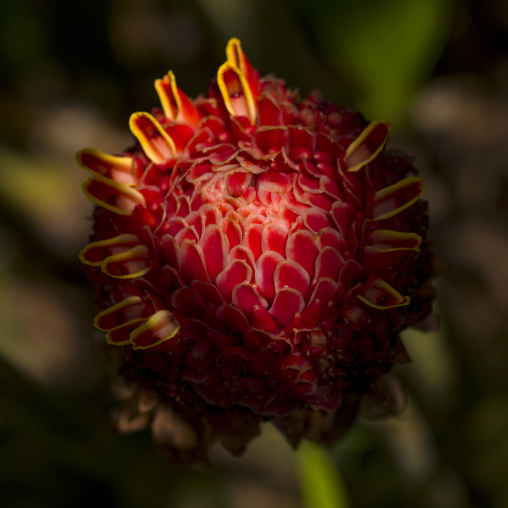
[
  {"x1": 295, "y1": 0, "x2": 454, "y2": 122},
  {"x1": 298, "y1": 440, "x2": 350, "y2": 508}
]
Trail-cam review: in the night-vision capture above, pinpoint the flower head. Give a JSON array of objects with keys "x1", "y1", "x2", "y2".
[{"x1": 78, "y1": 38, "x2": 434, "y2": 462}]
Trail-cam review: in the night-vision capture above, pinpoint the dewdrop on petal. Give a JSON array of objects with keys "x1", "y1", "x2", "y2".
[{"x1": 78, "y1": 38, "x2": 435, "y2": 462}]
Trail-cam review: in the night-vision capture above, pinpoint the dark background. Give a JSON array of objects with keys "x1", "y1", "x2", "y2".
[{"x1": 1, "y1": 0, "x2": 508, "y2": 507}]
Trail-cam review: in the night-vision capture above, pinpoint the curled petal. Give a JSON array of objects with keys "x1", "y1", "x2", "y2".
[
  {"x1": 130, "y1": 310, "x2": 180, "y2": 349},
  {"x1": 94, "y1": 296, "x2": 143, "y2": 331},
  {"x1": 102, "y1": 245, "x2": 152, "y2": 279},
  {"x1": 374, "y1": 177, "x2": 424, "y2": 220},
  {"x1": 369, "y1": 229, "x2": 422, "y2": 251},
  {"x1": 226, "y1": 38, "x2": 260, "y2": 102},
  {"x1": 106, "y1": 319, "x2": 147, "y2": 346},
  {"x1": 362, "y1": 229, "x2": 422, "y2": 270},
  {"x1": 345, "y1": 120, "x2": 391, "y2": 172},
  {"x1": 357, "y1": 279, "x2": 410, "y2": 309},
  {"x1": 76, "y1": 149, "x2": 137, "y2": 185},
  {"x1": 217, "y1": 62, "x2": 257, "y2": 125},
  {"x1": 129, "y1": 112, "x2": 177, "y2": 164},
  {"x1": 82, "y1": 174, "x2": 146, "y2": 215},
  {"x1": 79, "y1": 234, "x2": 140, "y2": 266},
  {"x1": 154, "y1": 71, "x2": 200, "y2": 125}
]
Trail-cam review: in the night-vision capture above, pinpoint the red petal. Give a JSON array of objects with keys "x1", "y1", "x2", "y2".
[
  {"x1": 339, "y1": 259, "x2": 363, "y2": 287},
  {"x1": 222, "y1": 211, "x2": 244, "y2": 249},
  {"x1": 257, "y1": 171, "x2": 291, "y2": 193},
  {"x1": 255, "y1": 127, "x2": 287, "y2": 154},
  {"x1": 274, "y1": 259, "x2": 310, "y2": 296},
  {"x1": 171, "y1": 287, "x2": 206, "y2": 319},
  {"x1": 166, "y1": 217, "x2": 187, "y2": 238},
  {"x1": 226, "y1": 170, "x2": 251, "y2": 196},
  {"x1": 308, "y1": 278, "x2": 338, "y2": 308},
  {"x1": 216, "y1": 304, "x2": 250, "y2": 332},
  {"x1": 244, "y1": 223, "x2": 263, "y2": 260},
  {"x1": 174, "y1": 224, "x2": 199, "y2": 245},
  {"x1": 175, "y1": 195, "x2": 191, "y2": 218},
  {"x1": 258, "y1": 95, "x2": 283, "y2": 126},
  {"x1": 262, "y1": 222, "x2": 288, "y2": 256},
  {"x1": 270, "y1": 287, "x2": 305, "y2": 326},
  {"x1": 297, "y1": 173, "x2": 321, "y2": 193},
  {"x1": 185, "y1": 211, "x2": 205, "y2": 239},
  {"x1": 306, "y1": 193, "x2": 333, "y2": 213},
  {"x1": 320, "y1": 175, "x2": 342, "y2": 200},
  {"x1": 206, "y1": 329, "x2": 237, "y2": 350},
  {"x1": 160, "y1": 234, "x2": 180, "y2": 267},
  {"x1": 243, "y1": 328, "x2": 272, "y2": 349},
  {"x1": 315, "y1": 246, "x2": 344, "y2": 281},
  {"x1": 232, "y1": 282, "x2": 268, "y2": 315},
  {"x1": 200, "y1": 224, "x2": 228, "y2": 281},
  {"x1": 315, "y1": 227, "x2": 344, "y2": 252},
  {"x1": 255, "y1": 250, "x2": 283, "y2": 302},
  {"x1": 331, "y1": 201, "x2": 355, "y2": 238},
  {"x1": 288, "y1": 126, "x2": 314, "y2": 160},
  {"x1": 303, "y1": 208, "x2": 332, "y2": 234},
  {"x1": 300, "y1": 298, "x2": 323, "y2": 328},
  {"x1": 286, "y1": 229, "x2": 319, "y2": 279},
  {"x1": 228, "y1": 245, "x2": 256, "y2": 276},
  {"x1": 216, "y1": 259, "x2": 252, "y2": 301},
  {"x1": 250, "y1": 306, "x2": 278, "y2": 333},
  {"x1": 158, "y1": 265, "x2": 183, "y2": 293},
  {"x1": 180, "y1": 239, "x2": 210, "y2": 283},
  {"x1": 249, "y1": 345, "x2": 280, "y2": 376},
  {"x1": 198, "y1": 203, "x2": 223, "y2": 227},
  {"x1": 191, "y1": 280, "x2": 225, "y2": 308}
]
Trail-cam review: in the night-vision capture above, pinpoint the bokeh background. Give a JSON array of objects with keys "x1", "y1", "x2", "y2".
[{"x1": 1, "y1": 0, "x2": 508, "y2": 507}]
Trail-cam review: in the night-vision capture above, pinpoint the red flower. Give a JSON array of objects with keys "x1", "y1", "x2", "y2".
[{"x1": 78, "y1": 38, "x2": 434, "y2": 462}]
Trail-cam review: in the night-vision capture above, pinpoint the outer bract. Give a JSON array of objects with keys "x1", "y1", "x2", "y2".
[{"x1": 78, "y1": 38, "x2": 434, "y2": 462}]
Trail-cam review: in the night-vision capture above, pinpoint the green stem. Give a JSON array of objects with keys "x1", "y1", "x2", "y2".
[{"x1": 297, "y1": 440, "x2": 350, "y2": 508}]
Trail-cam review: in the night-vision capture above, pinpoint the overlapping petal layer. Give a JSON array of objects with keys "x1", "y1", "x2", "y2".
[{"x1": 79, "y1": 38, "x2": 434, "y2": 461}]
